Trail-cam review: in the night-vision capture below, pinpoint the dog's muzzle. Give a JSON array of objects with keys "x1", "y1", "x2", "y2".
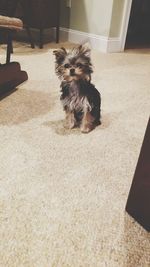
[{"x1": 70, "y1": 68, "x2": 75, "y2": 76}]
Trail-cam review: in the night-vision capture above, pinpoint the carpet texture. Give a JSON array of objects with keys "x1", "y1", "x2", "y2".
[{"x1": 0, "y1": 42, "x2": 150, "y2": 267}]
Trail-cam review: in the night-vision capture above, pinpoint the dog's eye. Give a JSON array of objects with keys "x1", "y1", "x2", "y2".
[
  {"x1": 76, "y1": 63, "x2": 83, "y2": 68},
  {"x1": 64, "y1": 63, "x2": 70, "y2": 68}
]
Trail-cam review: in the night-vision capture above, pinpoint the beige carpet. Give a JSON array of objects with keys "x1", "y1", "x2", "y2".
[{"x1": 0, "y1": 42, "x2": 150, "y2": 267}]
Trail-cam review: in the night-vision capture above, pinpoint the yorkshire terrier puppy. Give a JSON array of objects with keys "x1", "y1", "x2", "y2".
[{"x1": 53, "y1": 44, "x2": 101, "y2": 133}]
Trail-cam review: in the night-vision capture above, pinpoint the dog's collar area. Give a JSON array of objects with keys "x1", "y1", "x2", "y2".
[
  {"x1": 62, "y1": 76, "x2": 91, "y2": 83},
  {"x1": 61, "y1": 79, "x2": 91, "y2": 85}
]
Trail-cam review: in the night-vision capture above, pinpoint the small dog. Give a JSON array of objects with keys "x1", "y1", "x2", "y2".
[{"x1": 53, "y1": 44, "x2": 101, "y2": 133}]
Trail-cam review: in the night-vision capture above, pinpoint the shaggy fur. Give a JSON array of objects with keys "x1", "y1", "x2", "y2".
[{"x1": 53, "y1": 44, "x2": 101, "y2": 133}]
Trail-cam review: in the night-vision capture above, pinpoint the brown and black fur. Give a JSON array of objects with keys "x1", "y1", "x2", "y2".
[{"x1": 53, "y1": 44, "x2": 101, "y2": 133}]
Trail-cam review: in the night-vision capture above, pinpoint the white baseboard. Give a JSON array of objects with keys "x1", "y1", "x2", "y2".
[
  {"x1": 59, "y1": 27, "x2": 122, "y2": 53},
  {"x1": 106, "y1": 37, "x2": 123, "y2": 53}
]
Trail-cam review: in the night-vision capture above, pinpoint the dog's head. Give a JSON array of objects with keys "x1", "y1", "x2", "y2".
[{"x1": 53, "y1": 44, "x2": 93, "y2": 81}]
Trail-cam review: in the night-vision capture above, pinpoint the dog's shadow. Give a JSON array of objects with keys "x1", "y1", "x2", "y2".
[
  {"x1": 100, "y1": 112, "x2": 120, "y2": 130},
  {"x1": 43, "y1": 119, "x2": 81, "y2": 136},
  {"x1": 100, "y1": 113, "x2": 112, "y2": 129},
  {"x1": 43, "y1": 112, "x2": 115, "y2": 135}
]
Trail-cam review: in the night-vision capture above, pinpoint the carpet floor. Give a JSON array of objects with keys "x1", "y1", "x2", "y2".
[{"x1": 0, "y1": 42, "x2": 150, "y2": 267}]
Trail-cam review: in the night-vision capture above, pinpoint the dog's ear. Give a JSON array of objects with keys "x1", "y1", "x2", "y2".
[
  {"x1": 77, "y1": 43, "x2": 91, "y2": 58},
  {"x1": 53, "y1": 47, "x2": 67, "y2": 63}
]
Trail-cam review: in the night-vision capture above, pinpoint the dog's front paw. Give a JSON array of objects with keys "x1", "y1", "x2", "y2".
[
  {"x1": 80, "y1": 125, "x2": 93, "y2": 133},
  {"x1": 64, "y1": 112, "x2": 77, "y2": 129},
  {"x1": 64, "y1": 120, "x2": 75, "y2": 129}
]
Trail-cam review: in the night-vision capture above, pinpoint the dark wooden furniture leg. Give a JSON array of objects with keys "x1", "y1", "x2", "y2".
[
  {"x1": 6, "y1": 31, "x2": 12, "y2": 64},
  {"x1": 56, "y1": 0, "x2": 60, "y2": 43},
  {"x1": 26, "y1": 26, "x2": 35, "y2": 48},
  {"x1": 39, "y1": 29, "x2": 43, "y2": 49},
  {"x1": 126, "y1": 117, "x2": 150, "y2": 231},
  {"x1": 56, "y1": 25, "x2": 59, "y2": 43}
]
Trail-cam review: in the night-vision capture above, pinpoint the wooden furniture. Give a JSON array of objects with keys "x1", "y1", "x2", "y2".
[
  {"x1": 0, "y1": 62, "x2": 28, "y2": 97},
  {"x1": 0, "y1": 15, "x2": 23, "y2": 63},
  {"x1": 18, "y1": 0, "x2": 60, "y2": 48},
  {"x1": 0, "y1": 0, "x2": 23, "y2": 63},
  {"x1": 0, "y1": 1, "x2": 28, "y2": 97},
  {"x1": 126, "y1": 118, "x2": 150, "y2": 231}
]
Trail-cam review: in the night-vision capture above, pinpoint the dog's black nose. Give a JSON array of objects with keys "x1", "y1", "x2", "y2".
[{"x1": 70, "y1": 68, "x2": 75, "y2": 76}]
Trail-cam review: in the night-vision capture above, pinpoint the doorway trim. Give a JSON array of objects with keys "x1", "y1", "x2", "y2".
[{"x1": 120, "y1": 0, "x2": 133, "y2": 51}]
